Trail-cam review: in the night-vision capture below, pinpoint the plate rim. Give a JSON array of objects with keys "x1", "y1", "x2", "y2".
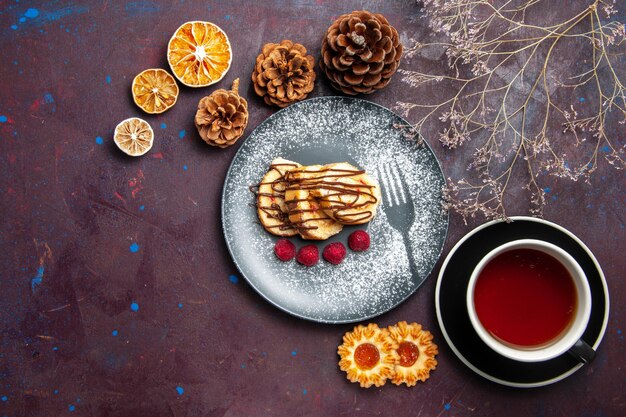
[
  {"x1": 221, "y1": 96, "x2": 449, "y2": 324},
  {"x1": 435, "y1": 216, "x2": 610, "y2": 387}
]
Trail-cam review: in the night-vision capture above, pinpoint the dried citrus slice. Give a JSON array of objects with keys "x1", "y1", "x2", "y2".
[
  {"x1": 132, "y1": 68, "x2": 179, "y2": 114},
  {"x1": 167, "y1": 21, "x2": 232, "y2": 87},
  {"x1": 113, "y1": 117, "x2": 154, "y2": 156}
]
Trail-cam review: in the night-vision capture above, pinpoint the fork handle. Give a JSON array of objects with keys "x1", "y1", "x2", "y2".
[{"x1": 403, "y1": 234, "x2": 421, "y2": 285}]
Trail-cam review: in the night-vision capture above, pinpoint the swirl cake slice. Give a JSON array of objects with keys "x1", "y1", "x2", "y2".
[
  {"x1": 287, "y1": 162, "x2": 381, "y2": 225},
  {"x1": 315, "y1": 162, "x2": 381, "y2": 225},
  {"x1": 284, "y1": 165, "x2": 343, "y2": 240},
  {"x1": 284, "y1": 187, "x2": 344, "y2": 240},
  {"x1": 256, "y1": 157, "x2": 301, "y2": 237}
]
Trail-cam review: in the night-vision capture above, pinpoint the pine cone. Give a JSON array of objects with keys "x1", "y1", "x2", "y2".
[
  {"x1": 195, "y1": 78, "x2": 249, "y2": 148},
  {"x1": 320, "y1": 10, "x2": 403, "y2": 95},
  {"x1": 252, "y1": 40, "x2": 316, "y2": 108}
]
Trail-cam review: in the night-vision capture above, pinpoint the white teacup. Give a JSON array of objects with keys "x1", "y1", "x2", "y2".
[{"x1": 467, "y1": 239, "x2": 594, "y2": 363}]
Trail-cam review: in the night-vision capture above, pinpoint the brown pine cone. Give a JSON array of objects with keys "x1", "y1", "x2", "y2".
[
  {"x1": 320, "y1": 10, "x2": 403, "y2": 95},
  {"x1": 195, "y1": 78, "x2": 249, "y2": 148},
  {"x1": 252, "y1": 40, "x2": 316, "y2": 108}
]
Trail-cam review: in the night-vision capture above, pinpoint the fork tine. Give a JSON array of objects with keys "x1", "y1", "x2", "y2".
[
  {"x1": 383, "y1": 163, "x2": 401, "y2": 206},
  {"x1": 378, "y1": 162, "x2": 394, "y2": 207},
  {"x1": 389, "y1": 163, "x2": 407, "y2": 204},
  {"x1": 377, "y1": 163, "x2": 389, "y2": 205}
]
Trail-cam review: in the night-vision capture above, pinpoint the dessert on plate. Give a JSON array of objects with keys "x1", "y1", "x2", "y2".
[
  {"x1": 286, "y1": 162, "x2": 381, "y2": 226},
  {"x1": 255, "y1": 157, "x2": 301, "y2": 237},
  {"x1": 254, "y1": 158, "x2": 380, "y2": 240}
]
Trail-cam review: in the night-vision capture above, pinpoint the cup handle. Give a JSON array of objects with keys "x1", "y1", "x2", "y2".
[{"x1": 567, "y1": 339, "x2": 596, "y2": 364}]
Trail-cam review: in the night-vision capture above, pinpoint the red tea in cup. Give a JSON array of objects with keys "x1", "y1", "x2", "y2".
[
  {"x1": 473, "y1": 248, "x2": 577, "y2": 348},
  {"x1": 467, "y1": 239, "x2": 593, "y2": 363}
]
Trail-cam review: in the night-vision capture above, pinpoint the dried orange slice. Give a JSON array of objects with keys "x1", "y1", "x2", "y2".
[
  {"x1": 132, "y1": 68, "x2": 179, "y2": 114},
  {"x1": 167, "y1": 21, "x2": 232, "y2": 88},
  {"x1": 114, "y1": 117, "x2": 154, "y2": 157}
]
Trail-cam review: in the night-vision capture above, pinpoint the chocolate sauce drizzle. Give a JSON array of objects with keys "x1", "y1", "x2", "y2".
[
  {"x1": 249, "y1": 163, "x2": 298, "y2": 231},
  {"x1": 251, "y1": 163, "x2": 378, "y2": 234},
  {"x1": 284, "y1": 167, "x2": 377, "y2": 226}
]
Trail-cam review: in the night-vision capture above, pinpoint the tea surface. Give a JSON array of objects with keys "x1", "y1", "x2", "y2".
[{"x1": 474, "y1": 248, "x2": 577, "y2": 348}]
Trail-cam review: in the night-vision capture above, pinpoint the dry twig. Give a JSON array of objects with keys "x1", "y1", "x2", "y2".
[{"x1": 399, "y1": 0, "x2": 625, "y2": 222}]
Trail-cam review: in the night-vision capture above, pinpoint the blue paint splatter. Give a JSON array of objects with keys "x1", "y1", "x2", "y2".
[
  {"x1": 105, "y1": 75, "x2": 111, "y2": 84},
  {"x1": 42, "y1": 6, "x2": 89, "y2": 23},
  {"x1": 601, "y1": 145, "x2": 610, "y2": 153},
  {"x1": 240, "y1": 364, "x2": 246, "y2": 369},
  {"x1": 178, "y1": 303, "x2": 183, "y2": 308},
  {"x1": 183, "y1": 165, "x2": 188, "y2": 171},
  {"x1": 1, "y1": 396, "x2": 7, "y2": 402},
  {"x1": 160, "y1": 122, "x2": 167, "y2": 129},
  {"x1": 579, "y1": 97, "x2": 585, "y2": 103},
  {"x1": 178, "y1": 129, "x2": 186, "y2": 139},
  {"x1": 52, "y1": 346, "x2": 58, "y2": 351},
  {"x1": 130, "y1": 302, "x2": 139, "y2": 312},
  {"x1": 31, "y1": 266, "x2": 45, "y2": 292},
  {"x1": 129, "y1": 242, "x2": 140, "y2": 253},
  {"x1": 25, "y1": 8, "x2": 40, "y2": 18},
  {"x1": 444, "y1": 403, "x2": 451, "y2": 411},
  {"x1": 106, "y1": 354, "x2": 121, "y2": 368},
  {"x1": 302, "y1": 389, "x2": 307, "y2": 395},
  {"x1": 291, "y1": 350, "x2": 297, "y2": 356},
  {"x1": 543, "y1": 187, "x2": 551, "y2": 193},
  {"x1": 0, "y1": 116, "x2": 7, "y2": 123},
  {"x1": 112, "y1": 330, "x2": 118, "y2": 336},
  {"x1": 139, "y1": 205, "x2": 145, "y2": 211},
  {"x1": 125, "y1": 1, "x2": 161, "y2": 15},
  {"x1": 68, "y1": 404, "x2": 75, "y2": 412},
  {"x1": 618, "y1": 329, "x2": 622, "y2": 335},
  {"x1": 11, "y1": 6, "x2": 86, "y2": 31},
  {"x1": 43, "y1": 93, "x2": 54, "y2": 104},
  {"x1": 53, "y1": 390, "x2": 59, "y2": 395},
  {"x1": 175, "y1": 386, "x2": 184, "y2": 395},
  {"x1": 224, "y1": 15, "x2": 231, "y2": 20},
  {"x1": 95, "y1": 136, "x2": 103, "y2": 145},
  {"x1": 229, "y1": 274, "x2": 238, "y2": 284}
]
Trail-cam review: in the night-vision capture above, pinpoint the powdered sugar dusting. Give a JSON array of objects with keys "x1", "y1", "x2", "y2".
[{"x1": 223, "y1": 97, "x2": 448, "y2": 323}]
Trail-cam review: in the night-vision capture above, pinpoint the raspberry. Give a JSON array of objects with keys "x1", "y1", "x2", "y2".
[
  {"x1": 296, "y1": 244, "x2": 319, "y2": 267},
  {"x1": 274, "y1": 239, "x2": 296, "y2": 262},
  {"x1": 348, "y1": 230, "x2": 370, "y2": 252},
  {"x1": 323, "y1": 242, "x2": 347, "y2": 265}
]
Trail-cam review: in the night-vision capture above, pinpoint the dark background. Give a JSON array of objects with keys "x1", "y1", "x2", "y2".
[{"x1": 1, "y1": 1, "x2": 624, "y2": 416}]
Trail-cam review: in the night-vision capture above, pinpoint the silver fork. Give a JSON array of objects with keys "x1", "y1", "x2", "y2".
[{"x1": 378, "y1": 162, "x2": 420, "y2": 284}]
